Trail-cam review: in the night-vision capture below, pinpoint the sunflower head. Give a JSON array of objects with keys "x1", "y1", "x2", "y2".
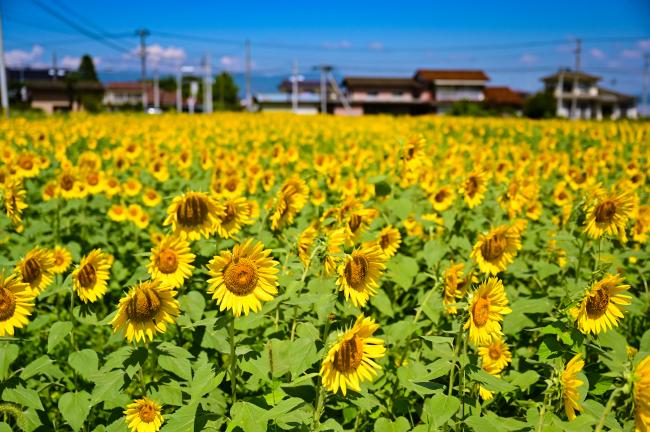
[
  {"x1": 561, "y1": 353, "x2": 585, "y2": 421},
  {"x1": 51, "y1": 246, "x2": 72, "y2": 274},
  {"x1": 16, "y1": 247, "x2": 55, "y2": 294},
  {"x1": 164, "y1": 191, "x2": 223, "y2": 240},
  {"x1": 478, "y1": 338, "x2": 512, "y2": 374},
  {"x1": 634, "y1": 356, "x2": 650, "y2": 431},
  {"x1": 0, "y1": 273, "x2": 35, "y2": 337},
  {"x1": 336, "y1": 245, "x2": 387, "y2": 308},
  {"x1": 148, "y1": 235, "x2": 195, "y2": 289},
  {"x1": 73, "y1": 249, "x2": 111, "y2": 303},
  {"x1": 471, "y1": 224, "x2": 522, "y2": 275},
  {"x1": 464, "y1": 277, "x2": 512, "y2": 346},
  {"x1": 124, "y1": 397, "x2": 164, "y2": 432},
  {"x1": 571, "y1": 273, "x2": 631, "y2": 335},
  {"x1": 583, "y1": 187, "x2": 635, "y2": 243}
]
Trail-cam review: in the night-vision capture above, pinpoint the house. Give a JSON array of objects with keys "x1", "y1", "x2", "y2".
[
  {"x1": 483, "y1": 86, "x2": 525, "y2": 113},
  {"x1": 541, "y1": 69, "x2": 637, "y2": 119},
  {"x1": 414, "y1": 69, "x2": 490, "y2": 114},
  {"x1": 103, "y1": 82, "x2": 177, "y2": 110},
  {"x1": 339, "y1": 77, "x2": 429, "y2": 115},
  {"x1": 252, "y1": 80, "x2": 337, "y2": 114},
  {"x1": 7, "y1": 67, "x2": 104, "y2": 114}
]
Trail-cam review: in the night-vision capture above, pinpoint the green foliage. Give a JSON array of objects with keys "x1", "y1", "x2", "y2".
[{"x1": 523, "y1": 90, "x2": 556, "y2": 119}]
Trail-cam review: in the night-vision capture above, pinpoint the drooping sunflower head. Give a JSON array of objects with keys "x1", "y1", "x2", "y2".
[
  {"x1": 336, "y1": 245, "x2": 387, "y2": 308},
  {"x1": 72, "y1": 249, "x2": 112, "y2": 303},
  {"x1": 478, "y1": 338, "x2": 512, "y2": 375},
  {"x1": 207, "y1": 239, "x2": 279, "y2": 317},
  {"x1": 51, "y1": 246, "x2": 72, "y2": 274},
  {"x1": 269, "y1": 177, "x2": 309, "y2": 231},
  {"x1": 464, "y1": 277, "x2": 512, "y2": 346},
  {"x1": 443, "y1": 262, "x2": 475, "y2": 314},
  {"x1": 561, "y1": 353, "x2": 585, "y2": 421},
  {"x1": 461, "y1": 171, "x2": 487, "y2": 208},
  {"x1": 634, "y1": 356, "x2": 650, "y2": 431},
  {"x1": 15, "y1": 247, "x2": 55, "y2": 294},
  {"x1": 0, "y1": 273, "x2": 35, "y2": 337},
  {"x1": 164, "y1": 191, "x2": 224, "y2": 241},
  {"x1": 111, "y1": 279, "x2": 180, "y2": 343},
  {"x1": 570, "y1": 273, "x2": 631, "y2": 335},
  {"x1": 375, "y1": 225, "x2": 402, "y2": 258},
  {"x1": 215, "y1": 197, "x2": 253, "y2": 239},
  {"x1": 320, "y1": 315, "x2": 386, "y2": 396},
  {"x1": 124, "y1": 397, "x2": 164, "y2": 432},
  {"x1": 148, "y1": 235, "x2": 195, "y2": 289},
  {"x1": 471, "y1": 224, "x2": 522, "y2": 275},
  {"x1": 584, "y1": 188, "x2": 635, "y2": 243},
  {"x1": 298, "y1": 224, "x2": 319, "y2": 266},
  {"x1": 2, "y1": 177, "x2": 28, "y2": 232}
]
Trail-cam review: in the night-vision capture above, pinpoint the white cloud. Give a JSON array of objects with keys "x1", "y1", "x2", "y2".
[
  {"x1": 638, "y1": 39, "x2": 650, "y2": 50},
  {"x1": 130, "y1": 44, "x2": 186, "y2": 66},
  {"x1": 520, "y1": 53, "x2": 538, "y2": 64},
  {"x1": 369, "y1": 41, "x2": 384, "y2": 51},
  {"x1": 59, "y1": 55, "x2": 102, "y2": 70},
  {"x1": 323, "y1": 40, "x2": 352, "y2": 49},
  {"x1": 5, "y1": 45, "x2": 45, "y2": 68},
  {"x1": 590, "y1": 48, "x2": 606, "y2": 59},
  {"x1": 621, "y1": 49, "x2": 641, "y2": 59}
]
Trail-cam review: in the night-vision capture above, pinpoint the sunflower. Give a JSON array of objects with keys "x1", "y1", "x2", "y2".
[
  {"x1": 583, "y1": 187, "x2": 635, "y2": 243},
  {"x1": 123, "y1": 177, "x2": 142, "y2": 197},
  {"x1": 214, "y1": 197, "x2": 254, "y2": 239},
  {"x1": 323, "y1": 228, "x2": 346, "y2": 276},
  {"x1": 430, "y1": 185, "x2": 456, "y2": 212},
  {"x1": 443, "y1": 262, "x2": 474, "y2": 314},
  {"x1": 207, "y1": 238, "x2": 279, "y2": 317},
  {"x1": 269, "y1": 177, "x2": 308, "y2": 231},
  {"x1": 108, "y1": 203, "x2": 128, "y2": 222},
  {"x1": 164, "y1": 191, "x2": 224, "y2": 241},
  {"x1": 72, "y1": 249, "x2": 112, "y2": 303},
  {"x1": 460, "y1": 171, "x2": 487, "y2": 208},
  {"x1": 15, "y1": 247, "x2": 55, "y2": 295},
  {"x1": 298, "y1": 224, "x2": 319, "y2": 266},
  {"x1": 2, "y1": 177, "x2": 28, "y2": 232},
  {"x1": 634, "y1": 355, "x2": 650, "y2": 431},
  {"x1": 124, "y1": 397, "x2": 164, "y2": 432},
  {"x1": 470, "y1": 224, "x2": 522, "y2": 275},
  {"x1": 51, "y1": 246, "x2": 72, "y2": 274},
  {"x1": 373, "y1": 225, "x2": 402, "y2": 258},
  {"x1": 0, "y1": 273, "x2": 35, "y2": 337},
  {"x1": 111, "y1": 279, "x2": 180, "y2": 343},
  {"x1": 570, "y1": 273, "x2": 631, "y2": 335},
  {"x1": 336, "y1": 245, "x2": 387, "y2": 308},
  {"x1": 320, "y1": 315, "x2": 386, "y2": 396},
  {"x1": 142, "y1": 188, "x2": 162, "y2": 207},
  {"x1": 478, "y1": 338, "x2": 512, "y2": 374},
  {"x1": 148, "y1": 235, "x2": 195, "y2": 289},
  {"x1": 561, "y1": 353, "x2": 585, "y2": 421},
  {"x1": 464, "y1": 277, "x2": 512, "y2": 346}
]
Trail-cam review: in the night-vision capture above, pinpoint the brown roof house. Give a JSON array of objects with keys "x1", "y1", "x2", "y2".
[
  {"x1": 484, "y1": 86, "x2": 525, "y2": 113},
  {"x1": 340, "y1": 77, "x2": 429, "y2": 115},
  {"x1": 542, "y1": 69, "x2": 637, "y2": 119},
  {"x1": 103, "y1": 82, "x2": 178, "y2": 110},
  {"x1": 414, "y1": 69, "x2": 491, "y2": 113}
]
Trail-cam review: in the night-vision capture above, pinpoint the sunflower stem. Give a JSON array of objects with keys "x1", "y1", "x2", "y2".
[
  {"x1": 536, "y1": 382, "x2": 552, "y2": 432},
  {"x1": 594, "y1": 387, "x2": 621, "y2": 432},
  {"x1": 311, "y1": 317, "x2": 332, "y2": 431},
  {"x1": 229, "y1": 314, "x2": 237, "y2": 405},
  {"x1": 573, "y1": 236, "x2": 587, "y2": 288}
]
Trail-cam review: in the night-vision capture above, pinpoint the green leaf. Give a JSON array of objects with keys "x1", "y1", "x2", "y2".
[
  {"x1": 158, "y1": 354, "x2": 192, "y2": 381},
  {"x1": 161, "y1": 403, "x2": 198, "y2": 432},
  {"x1": 387, "y1": 255, "x2": 419, "y2": 290},
  {"x1": 227, "y1": 401, "x2": 268, "y2": 432},
  {"x1": 0, "y1": 344, "x2": 19, "y2": 380},
  {"x1": 639, "y1": 329, "x2": 650, "y2": 354},
  {"x1": 374, "y1": 181, "x2": 392, "y2": 197},
  {"x1": 91, "y1": 370, "x2": 125, "y2": 406},
  {"x1": 289, "y1": 337, "x2": 319, "y2": 379},
  {"x1": 20, "y1": 355, "x2": 60, "y2": 380},
  {"x1": 2, "y1": 385, "x2": 44, "y2": 410},
  {"x1": 471, "y1": 369, "x2": 516, "y2": 393},
  {"x1": 68, "y1": 349, "x2": 99, "y2": 381},
  {"x1": 59, "y1": 391, "x2": 91, "y2": 432},
  {"x1": 47, "y1": 321, "x2": 73, "y2": 353},
  {"x1": 423, "y1": 239, "x2": 447, "y2": 268},
  {"x1": 509, "y1": 370, "x2": 540, "y2": 390},
  {"x1": 421, "y1": 393, "x2": 460, "y2": 428},
  {"x1": 374, "y1": 417, "x2": 411, "y2": 432}
]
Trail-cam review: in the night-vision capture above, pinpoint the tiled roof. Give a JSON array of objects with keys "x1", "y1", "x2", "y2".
[
  {"x1": 414, "y1": 69, "x2": 489, "y2": 81},
  {"x1": 484, "y1": 86, "x2": 524, "y2": 106}
]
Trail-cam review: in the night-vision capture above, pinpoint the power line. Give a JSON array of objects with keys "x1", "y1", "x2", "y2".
[
  {"x1": 28, "y1": 0, "x2": 131, "y2": 53},
  {"x1": 49, "y1": 0, "x2": 130, "y2": 39}
]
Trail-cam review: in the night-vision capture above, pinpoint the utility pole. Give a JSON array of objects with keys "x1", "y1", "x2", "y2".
[
  {"x1": 51, "y1": 51, "x2": 57, "y2": 80},
  {"x1": 176, "y1": 69, "x2": 182, "y2": 112},
  {"x1": 203, "y1": 53, "x2": 213, "y2": 114},
  {"x1": 136, "y1": 28, "x2": 150, "y2": 111},
  {"x1": 153, "y1": 69, "x2": 160, "y2": 110},
  {"x1": 0, "y1": 4, "x2": 9, "y2": 119},
  {"x1": 317, "y1": 64, "x2": 332, "y2": 114},
  {"x1": 570, "y1": 38, "x2": 581, "y2": 120},
  {"x1": 643, "y1": 53, "x2": 649, "y2": 118},
  {"x1": 291, "y1": 59, "x2": 300, "y2": 112},
  {"x1": 245, "y1": 39, "x2": 251, "y2": 110}
]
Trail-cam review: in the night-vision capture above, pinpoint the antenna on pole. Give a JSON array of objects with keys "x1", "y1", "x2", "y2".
[
  {"x1": 0, "y1": 4, "x2": 10, "y2": 118},
  {"x1": 290, "y1": 60, "x2": 304, "y2": 113},
  {"x1": 245, "y1": 39, "x2": 252, "y2": 110},
  {"x1": 316, "y1": 64, "x2": 333, "y2": 114},
  {"x1": 136, "y1": 28, "x2": 150, "y2": 112},
  {"x1": 570, "y1": 37, "x2": 581, "y2": 120}
]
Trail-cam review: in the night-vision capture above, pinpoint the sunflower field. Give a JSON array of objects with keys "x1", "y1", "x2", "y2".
[{"x1": 0, "y1": 113, "x2": 649, "y2": 432}]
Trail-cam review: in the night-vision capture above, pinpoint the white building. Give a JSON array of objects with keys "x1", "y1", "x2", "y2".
[{"x1": 542, "y1": 70, "x2": 637, "y2": 120}]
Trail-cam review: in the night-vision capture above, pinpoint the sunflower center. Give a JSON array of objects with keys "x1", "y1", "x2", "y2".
[
  {"x1": 595, "y1": 201, "x2": 617, "y2": 224},
  {"x1": 77, "y1": 263, "x2": 97, "y2": 289},
  {"x1": 465, "y1": 177, "x2": 479, "y2": 196},
  {"x1": 434, "y1": 190, "x2": 448, "y2": 203},
  {"x1": 0, "y1": 288, "x2": 17, "y2": 321},
  {"x1": 60, "y1": 174, "x2": 75, "y2": 191},
  {"x1": 585, "y1": 288, "x2": 609, "y2": 318},
  {"x1": 138, "y1": 403, "x2": 157, "y2": 423},
  {"x1": 158, "y1": 249, "x2": 179, "y2": 274},
  {"x1": 87, "y1": 173, "x2": 99, "y2": 186},
  {"x1": 54, "y1": 254, "x2": 65, "y2": 266},
  {"x1": 126, "y1": 286, "x2": 162, "y2": 322},
  {"x1": 20, "y1": 157, "x2": 33, "y2": 171},
  {"x1": 344, "y1": 255, "x2": 369, "y2": 290},
  {"x1": 333, "y1": 335, "x2": 364, "y2": 373},
  {"x1": 22, "y1": 258, "x2": 42, "y2": 284},
  {"x1": 348, "y1": 214, "x2": 362, "y2": 232},
  {"x1": 224, "y1": 259, "x2": 258, "y2": 296},
  {"x1": 480, "y1": 234, "x2": 507, "y2": 261},
  {"x1": 379, "y1": 234, "x2": 391, "y2": 250},
  {"x1": 488, "y1": 346, "x2": 502, "y2": 360},
  {"x1": 176, "y1": 195, "x2": 209, "y2": 228},
  {"x1": 222, "y1": 203, "x2": 237, "y2": 225},
  {"x1": 472, "y1": 297, "x2": 490, "y2": 327}
]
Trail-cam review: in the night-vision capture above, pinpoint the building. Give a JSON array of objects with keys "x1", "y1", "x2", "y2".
[
  {"x1": 542, "y1": 70, "x2": 637, "y2": 119},
  {"x1": 252, "y1": 80, "x2": 337, "y2": 114},
  {"x1": 103, "y1": 82, "x2": 177, "y2": 110},
  {"x1": 414, "y1": 69, "x2": 490, "y2": 114},
  {"x1": 483, "y1": 86, "x2": 526, "y2": 113},
  {"x1": 7, "y1": 67, "x2": 103, "y2": 114},
  {"x1": 339, "y1": 77, "x2": 429, "y2": 115}
]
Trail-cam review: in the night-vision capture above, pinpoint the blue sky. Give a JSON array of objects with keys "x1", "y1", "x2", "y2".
[{"x1": 3, "y1": 0, "x2": 650, "y2": 95}]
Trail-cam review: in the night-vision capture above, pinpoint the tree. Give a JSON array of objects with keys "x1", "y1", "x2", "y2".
[
  {"x1": 523, "y1": 90, "x2": 556, "y2": 119},
  {"x1": 77, "y1": 55, "x2": 99, "y2": 82},
  {"x1": 212, "y1": 72, "x2": 239, "y2": 110}
]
